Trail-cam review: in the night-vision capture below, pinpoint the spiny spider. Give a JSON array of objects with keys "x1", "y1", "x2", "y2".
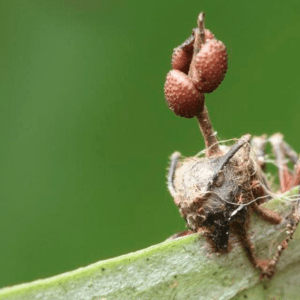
[{"x1": 164, "y1": 12, "x2": 300, "y2": 279}]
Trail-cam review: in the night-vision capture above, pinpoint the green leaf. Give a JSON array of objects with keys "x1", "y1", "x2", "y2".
[{"x1": 0, "y1": 189, "x2": 299, "y2": 300}]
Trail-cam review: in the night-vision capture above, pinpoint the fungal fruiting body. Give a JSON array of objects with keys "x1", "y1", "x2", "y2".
[
  {"x1": 164, "y1": 12, "x2": 300, "y2": 279},
  {"x1": 164, "y1": 12, "x2": 228, "y2": 119},
  {"x1": 191, "y1": 39, "x2": 228, "y2": 93},
  {"x1": 164, "y1": 70, "x2": 204, "y2": 118}
]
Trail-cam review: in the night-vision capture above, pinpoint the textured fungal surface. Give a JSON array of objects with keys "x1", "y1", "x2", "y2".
[
  {"x1": 164, "y1": 12, "x2": 228, "y2": 121},
  {"x1": 164, "y1": 70, "x2": 204, "y2": 118},
  {"x1": 171, "y1": 36, "x2": 194, "y2": 74},
  {"x1": 171, "y1": 47, "x2": 193, "y2": 74},
  {"x1": 171, "y1": 29, "x2": 215, "y2": 75},
  {"x1": 192, "y1": 39, "x2": 228, "y2": 93},
  {"x1": 204, "y1": 29, "x2": 215, "y2": 41}
]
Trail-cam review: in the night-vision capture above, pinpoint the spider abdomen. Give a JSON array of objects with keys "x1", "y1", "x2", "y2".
[{"x1": 173, "y1": 146, "x2": 260, "y2": 236}]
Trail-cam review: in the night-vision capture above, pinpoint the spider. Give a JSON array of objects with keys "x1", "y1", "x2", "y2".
[{"x1": 164, "y1": 12, "x2": 300, "y2": 279}]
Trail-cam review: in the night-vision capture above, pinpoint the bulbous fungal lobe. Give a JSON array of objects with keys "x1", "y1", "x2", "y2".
[
  {"x1": 192, "y1": 39, "x2": 228, "y2": 93},
  {"x1": 164, "y1": 13, "x2": 228, "y2": 118},
  {"x1": 204, "y1": 29, "x2": 215, "y2": 41},
  {"x1": 171, "y1": 48, "x2": 192, "y2": 75},
  {"x1": 164, "y1": 70, "x2": 204, "y2": 118},
  {"x1": 171, "y1": 29, "x2": 215, "y2": 75},
  {"x1": 171, "y1": 35, "x2": 194, "y2": 74}
]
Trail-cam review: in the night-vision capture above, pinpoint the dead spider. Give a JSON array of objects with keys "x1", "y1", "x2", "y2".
[{"x1": 164, "y1": 12, "x2": 300, "y2": 279}]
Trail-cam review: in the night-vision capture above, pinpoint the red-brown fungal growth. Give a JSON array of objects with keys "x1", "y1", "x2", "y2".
[
  {"x1": 164, "y1": 12, "x2": 223, "y2": 155},
  {"x1": 172, "y1": 29, "x2": 215, "y2": 75},
  {"x1": 171, "y1": 36, "x2": 194, "y2": 74},
  {"x1": 164, "y1": 70, "x2": 204, "y2": 118},
  {"x1": 204, "y1": 29, "x2": 215, "y2": 40},
  {"x1": 171, "y1": 47, "x2": 193, "y2": 74},
  {"x1": 192, "y1": 39, "x2": 228, "y2": 93}
]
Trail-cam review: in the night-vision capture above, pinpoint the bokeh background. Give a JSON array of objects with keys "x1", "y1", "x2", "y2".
[{"x1": 1, "y1": 0, "x2": 300, "y2": 288}]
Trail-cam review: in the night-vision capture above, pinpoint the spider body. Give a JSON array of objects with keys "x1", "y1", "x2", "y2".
[{"x1": 171, "y1": 141, "x2": 256, "y2": 251}]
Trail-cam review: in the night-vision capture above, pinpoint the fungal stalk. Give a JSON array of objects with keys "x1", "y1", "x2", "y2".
[{"x1": 164, "y1": 12, "x2": 228, "y2": 157}]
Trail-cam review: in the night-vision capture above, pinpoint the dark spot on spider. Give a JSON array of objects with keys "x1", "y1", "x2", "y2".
[
  {"x1": 243, "y1": 295, "x2": 248, "y2": 299},
  {"x1": 101, "y1": 267, "x2": 105, "y2": 271},
  {"x1": 174, "y1": 275, "x2": 177, "y2": 278},
  {"x1": 146, "y1": 258, "x2": 150, "y2": 261}
]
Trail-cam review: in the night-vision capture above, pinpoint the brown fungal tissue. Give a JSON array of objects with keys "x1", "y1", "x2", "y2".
[
  {"x1": 164, "y1": 70, "x2": 204, "y2": 118},
  {"x1": 192, "y1": 39, "x2": 228, "y2": 93},
  {"x1": 164, "y1": 12, "x2": 300, "y2": 279}
]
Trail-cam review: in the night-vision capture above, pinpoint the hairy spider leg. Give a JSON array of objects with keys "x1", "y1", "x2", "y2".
[
  {"x1": 251, "y1": 135, "x2": 267, "y2": 170},
  {"x1": 252, "y1": 135, "x2": 300, "y2": 278},
  {"x1": 219, "y1": 135, "x2": 289, "y2": 277},
  {"x1": 167, "y1": 134, "x2": 300, "y2": 279},
  {"x1": 257, "y1": 197, "x2": 300, "y2": 279},
  {"x1": 281, "y1": 140, "x2": 298, "y2": 164},
  {"x1": 269, "y1": 133, "x2": 300, "y2": 190},
  {"x1": 263, "y1": 138, "x2": 300, "y2": 278},
  {"x1": 270, "y1": 133, "x2": 294, "y2": 192},
  {"x1": 251, "y1": 203, "x2": 282, "y2": 225},
  {"x1": 166, "y1": 151, "x2": 193, "y2": 240},
  {"x1": 167, "y1": 151, "x2": 181, "y2": 198},
  {"x1": 281, "y1": 140, "x2": 300, "y2": 188},
  {"x1": 250, "y1": 135, "x2": 289, "y2": 224},
  {"x1": 231, "y1": 217, "x2": 258, "y2": 268}
]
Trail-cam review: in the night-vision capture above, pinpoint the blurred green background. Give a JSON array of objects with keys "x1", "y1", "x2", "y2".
[{"x1": 0, "y1": 0, "x2": 300, "y2": 288}]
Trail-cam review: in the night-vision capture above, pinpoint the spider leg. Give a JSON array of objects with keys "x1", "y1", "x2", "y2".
[
  {"x1": 233, "y1": 204, "x2": 298, "y2": 279},
  {"x1": 254, "y1": 134, "x2": 300, "y2": 226},
  {"x1": 249, "y1": 166, "x2": 283, "y2": 232},
  {"x1": 232, "y1": 219, "x2": 258, "y2": 269},
  {"x1": 281, "y1": 140, "x2": 300, "y2": 188},
  {"x1": 291, "y1": 161, "x2": 300, "y2": 187},
  {"x1": 258, "y1": 199, "x2": 300, "y2": 279},
  {"x1": 251, "y1": 203, "x2": 282, "y2": 225},
  {"x1": 255, "y1": 148, "x2": 300, "y2": 279},
  {"x1": 281, "y1": 140, "x2": 299, "y2": 164},
  {"x1": 167, "y1": 151, "x2": 181, "y2": 198},
  {"x1": 166, "y1": 152, "x2": 194, "y2": 241},
  {"x1": 251, "y1": 135, "x2": 267, "y2": 171},
  {"x1": 269, "y1": 133, "x2": 294, "y2": 192}
]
